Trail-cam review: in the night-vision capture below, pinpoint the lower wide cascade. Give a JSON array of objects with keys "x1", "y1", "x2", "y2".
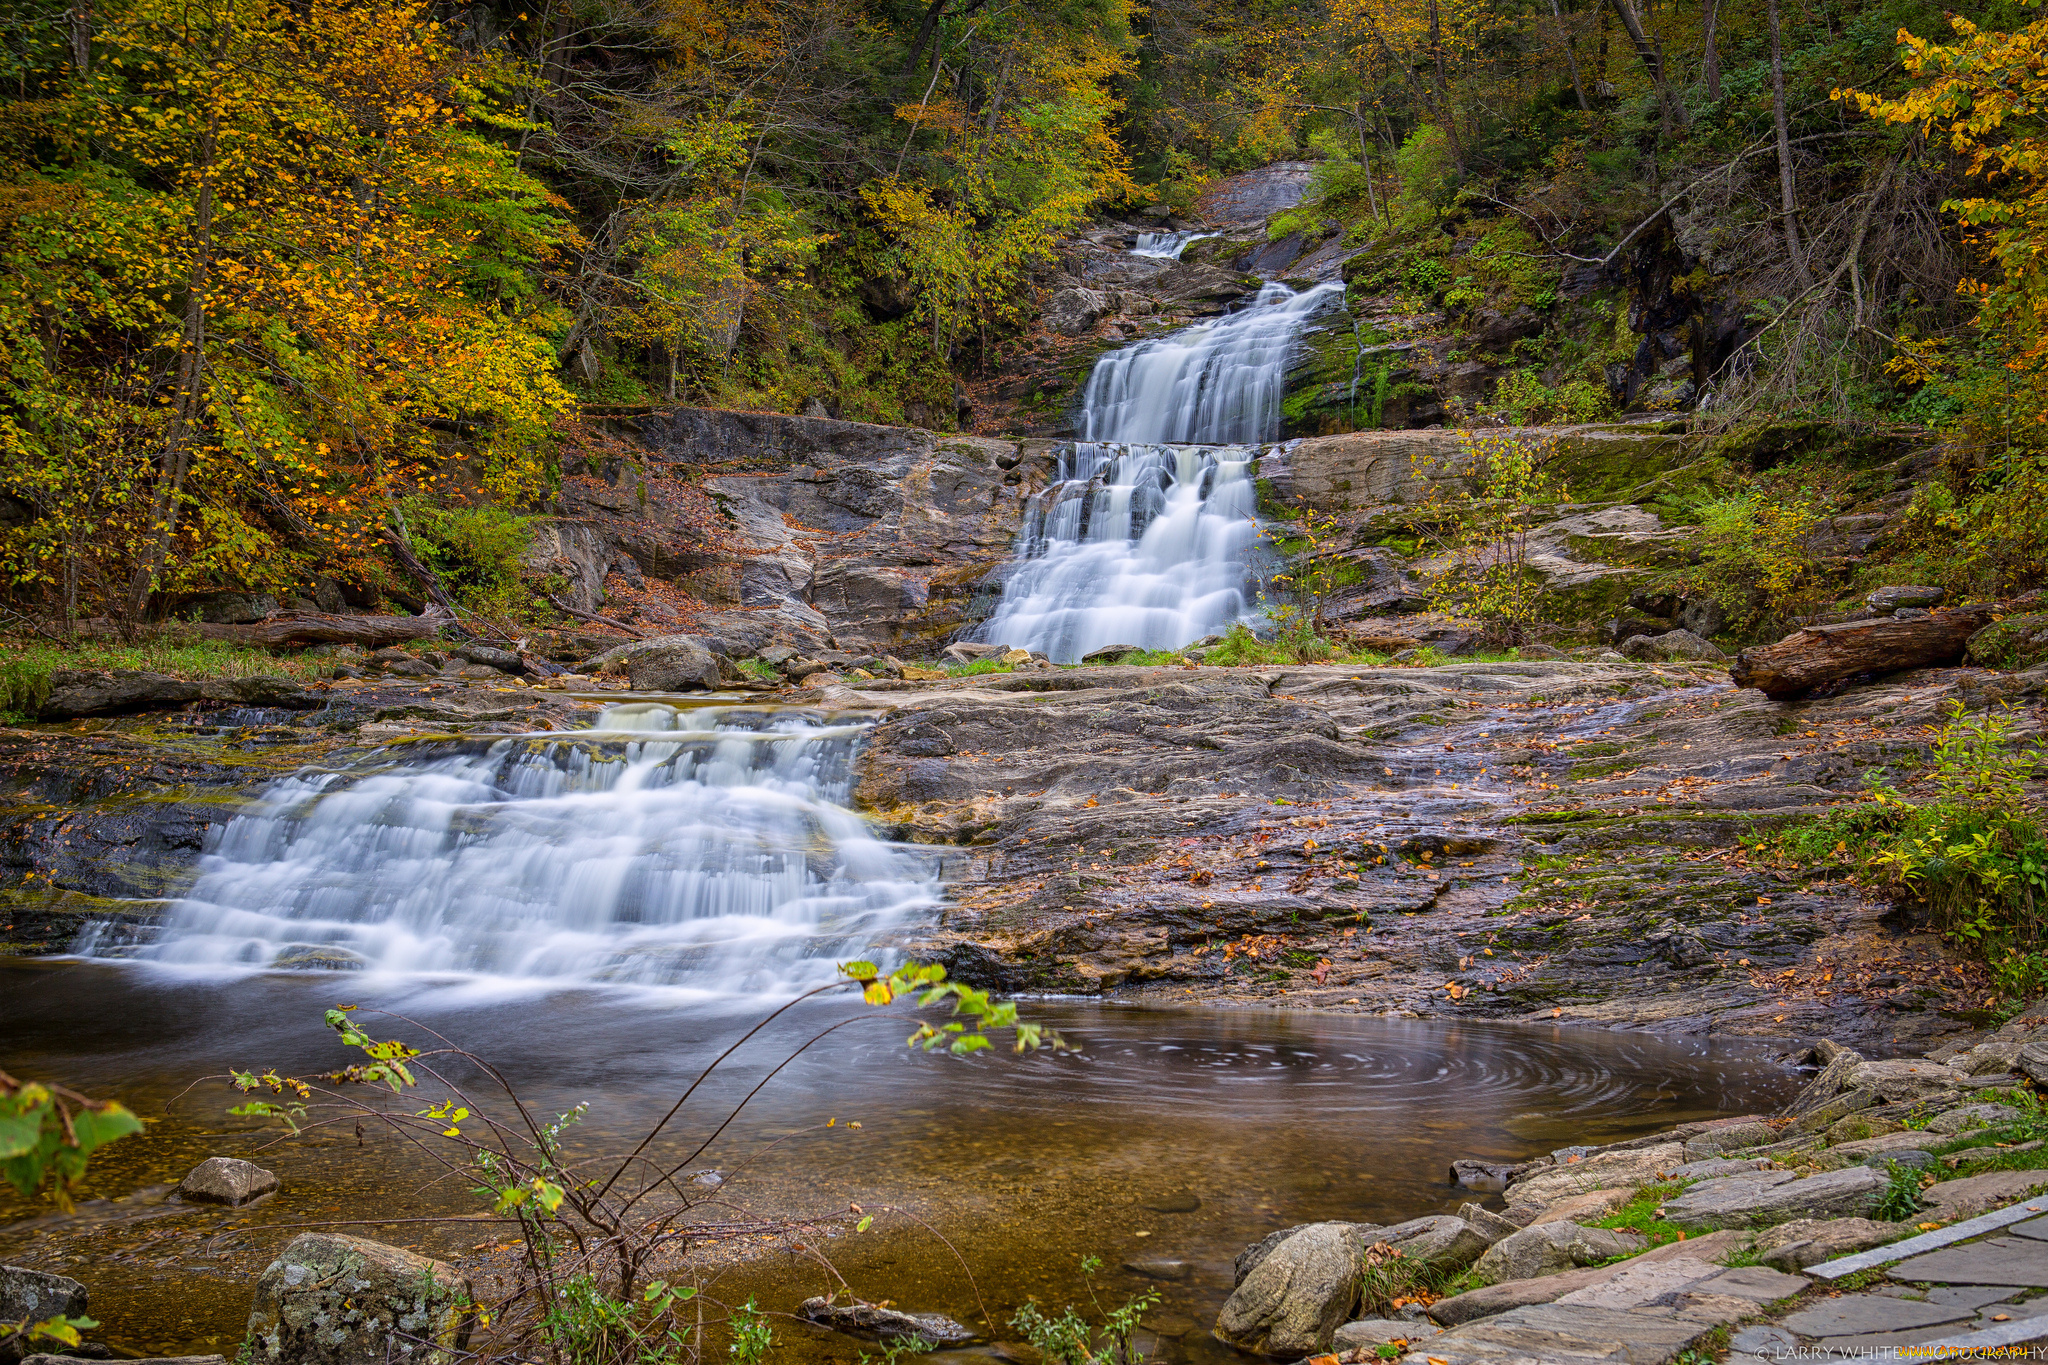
[{"x1": 83, "y1": 703, "x2": 934, "y2": 990}]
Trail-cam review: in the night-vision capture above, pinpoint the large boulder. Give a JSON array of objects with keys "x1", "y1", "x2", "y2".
[
  {"x1": 1841, "y1": 1058, "x2": 1963, "y2": 1107},
  {"x1": 0, "y1": 1265, "x2": 87, "y2": 1324},
  {"x1": 1213, "y1": 1221, "x2": 1365, "y2": 1357},
  {"x1": 588, "y1": 635, "x2": 724, "y2": 692},
  {"x1": 176, "y1": 1156, "x2": 278, "y2": 1206},
  {"x1": 1662, "y1": 1165, "x2": 1886, "y2": 1231},
  {"x1": 1043, "y1": 287, "x2": 1111, "y2": 335},
  {"x1": 1471, "y1": 1222, "x2": 1648, "y2": 1283},
  {"x1": 244, "y1": 1233, "x2": 472, "y2": 1365}
]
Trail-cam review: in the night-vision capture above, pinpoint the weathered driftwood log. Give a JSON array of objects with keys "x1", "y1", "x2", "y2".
[
  {"x1": 196, "y1": 607, "x2": 450, "y2": 648},
  {"x1": 1730, "y1": 603, "x2": 2001, "y2": 697}
]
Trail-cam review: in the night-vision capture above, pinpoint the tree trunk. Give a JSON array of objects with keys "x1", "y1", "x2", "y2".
[
  {"x1": 1730, "y1": 604, "x2": 2001, "y2": 697},
  {"x1": 1604, "y1": 0, "x2": 1688, "y2": 132},
  {"x1": 1767, "y1": 0, "x2": 1811, "y2": 287},
  {"x1": 1551, "y1": 0, "x2": 1593, "y2": 112},
  {"x1": 381, "y1": 518, "x2": 461, "y2": 616},
  {"x1": 1425, "y1": 0, "x2": 1468, "y2": 167},
  {"x1": 1701, "y1": 0, "x2": 1723, "y2": 102},
  {"x1": 1354, "y1": 102, "x2": 1384, "y2": 223},
  {"x1": 196, "y1": 608, "x2": 453, "y2": 648},
  {"x1": 126, "y1": 110, "x2": 218, "y2": 623}
]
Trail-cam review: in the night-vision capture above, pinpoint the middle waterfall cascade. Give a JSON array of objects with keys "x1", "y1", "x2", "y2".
[
  {"x1": 105, "y1": 703, "x2": 935, "y2": 990},
  {"x1": 976, "y1": 276, "x2": 1344, "y2": 661}
]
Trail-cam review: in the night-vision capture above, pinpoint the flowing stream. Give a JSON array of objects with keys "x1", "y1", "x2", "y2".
[
  {"x1": 976, "y1": 269, "x2": 1342, "y2": 660},
  {"x1": 85, "y1": 701, "x2": 933, "y2": 989}
]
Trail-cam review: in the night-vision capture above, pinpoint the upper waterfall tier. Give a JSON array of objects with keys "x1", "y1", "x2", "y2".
[
  {"x1": 1130, "y1": 230, "x2": 1217, "y2": 259},
  {"x1": 1078, "y1": 281, "x2": 1342, "y2": 445},
  {"x1": 88, "y1": 703, "x2": 933, "y2": 991}
]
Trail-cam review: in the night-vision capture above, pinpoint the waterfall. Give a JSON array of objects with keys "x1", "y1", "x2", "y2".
[
  {"x1": 90, "y1": 703, "x2": 934, "y2": 990},
  {"x1": 976, "y1": 280, "x2": 1343, "y2": 661},
  {"x1": 1130, "y1": 230, "x2": 1217, "y2": 260}
]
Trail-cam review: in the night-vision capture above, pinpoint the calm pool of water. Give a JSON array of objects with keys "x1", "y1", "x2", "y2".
[{"x1": 0, "y1": 961, "x2": 1803, "y2": 1361}]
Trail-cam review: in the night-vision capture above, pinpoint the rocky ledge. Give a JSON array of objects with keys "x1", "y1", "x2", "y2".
[
  {"x1": 1201, "y1": 1016, "x2": 2048, "y2": 1362},
  {"x1": 821, "y1": 652, "x2": 2040, "y2": 1049}
]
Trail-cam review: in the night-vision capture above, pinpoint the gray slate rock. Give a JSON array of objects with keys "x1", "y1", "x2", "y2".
[
  {"x1": 0, "y1": 1265, "x2": 87, "y2": 1324},
  {"x1": 1081, "y1": 645, "x2": 1143, "y2": 664},
  {"x1": 39, "y1": 670, "x2": 312, "y2": 719},
  {"x1": 1753, "y1": 1217, "x2": 1905, "y2": 1271},
  {"x1": 1377, "y1": 1215, "x2": 1492, "y2": 1271},
  {"x1": 1214, "y1": 1221, "x2": 1368, "y2": 1356},
  {"x1": 1667, "y1": 1157, "x2": 1774, "y2": 1181},
  {"x1": 1890, "y1": 1236, "x2": 2048, "y2": 1288},
  {"x1": 1331, "y1": 1318, "x2": 1438, "y2": 1352},
  {"x1": 244, "y1": 1233, "x2": 472, "y2": 1365},
  {"x1": 1470, "y1": 1222, "x2": 1648, "y2": 1283},
  {"x1": 451, "y1": 644, "x2": 526, "y2": 675},
  {"x1": 1664, "y1": 1165, "x2": 1885, "y2": 1230},
  {"x1": 1780, "y1": 1293, "x2": 1974, "y2": 1338},
  {"x1": 796, "y1": 1298, "x2": 973, "y2": 1343},
  {"x1": 2021, "y1": 1042, "x2": 2048, "y2": 1085},
  {"x1": 1682, "y1": 1120, "x2": 1777, "y2": 1159},
  {"x1": 1456, "y1": 1202, "x2": 1521, "y2": 1245},
  {"x1": 1867, "y1": 585, "x2": 1946, "y2": 612},
  {"x1": 176, "y1": 1156, "x2": 278, "y2": 1206},
  {"x1": 1928, "y1": 1104, "x2": 2022, "y2": 1136},
  {"x1": 1783, "y1": 1046, "x2": 1868, "y2": 1118}
]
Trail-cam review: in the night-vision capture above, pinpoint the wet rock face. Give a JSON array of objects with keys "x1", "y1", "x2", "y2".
[
  {"x1": 830, "y1": 654, "x2": 2010, "y2": 1046},
  {"x1": 245, "y1": 1233, "x2": 471, "y2": 1365}
]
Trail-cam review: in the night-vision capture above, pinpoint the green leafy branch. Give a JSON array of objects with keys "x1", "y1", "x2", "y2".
[
  {"x1": 840, "y1": 960, "x2": 1068, "y2": 1056},
  {"x1": 0, "y1": 1069, "x2": 144, "y2": 1209}
]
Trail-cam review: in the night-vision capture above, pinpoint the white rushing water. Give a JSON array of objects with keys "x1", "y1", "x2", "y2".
[
  {"x1": 975, "y1": 279, "x2": 1342, "y2": 660},
  {"x1": 92, "y1": 703, "x2": 934, "y2": 991},
  {"x1": 1130, "y1": 230, "x2": 1217, "y2": 259}
]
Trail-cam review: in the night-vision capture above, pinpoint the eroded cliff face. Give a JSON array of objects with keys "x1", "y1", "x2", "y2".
[{"x1": 547, "y1": 409, "x2": 1061, "y2": 655}]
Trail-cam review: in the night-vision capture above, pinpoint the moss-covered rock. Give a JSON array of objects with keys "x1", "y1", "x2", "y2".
[{"x1": 1965, "y1": 612, "x2": 2048, "y2": 671}]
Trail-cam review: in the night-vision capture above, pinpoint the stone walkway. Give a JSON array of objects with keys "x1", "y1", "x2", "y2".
[{"x1": 1392, "y1": 1190, "x2": 2048, "y2": 1363}]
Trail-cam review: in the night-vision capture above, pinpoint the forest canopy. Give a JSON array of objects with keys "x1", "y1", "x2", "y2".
[{"x1": 2, "y1": 0, "x2": 2045, "y2": 620}]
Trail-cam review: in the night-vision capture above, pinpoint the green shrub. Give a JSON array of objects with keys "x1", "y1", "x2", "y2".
[
  {"x1": 1765, "y1": 705, "x2": 2047, "y2": 1004},
  {"x1": 401, "y1": 500, "x2": 535, "y2": 614},
  {"x1": 1873, "y1": 1161, "x2": 1924, "y2": 1222}
]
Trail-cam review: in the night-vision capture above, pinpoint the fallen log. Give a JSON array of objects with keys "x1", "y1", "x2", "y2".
[
  {"x1": 1730, "y1": 603, "x2": 2001, "y2": 698},
  {"x1": 196, "y1": 607, "x2": 451, "y2": 649}
]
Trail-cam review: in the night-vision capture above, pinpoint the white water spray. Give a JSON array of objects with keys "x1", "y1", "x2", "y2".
[
  {"x1": 91, "y1": 703, "x2": 933, "y2": 990},
  {"x1": 976, "y1": 280, "x2": 1342, "y2": 660},
  {"x1": 1130, "y1": 230, "x2": 1217, "y2": 260}
]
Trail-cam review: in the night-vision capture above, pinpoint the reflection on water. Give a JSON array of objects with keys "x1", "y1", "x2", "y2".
[{"x1": 0, "y1": 963, "x2": 1801, "y2": 1362}]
